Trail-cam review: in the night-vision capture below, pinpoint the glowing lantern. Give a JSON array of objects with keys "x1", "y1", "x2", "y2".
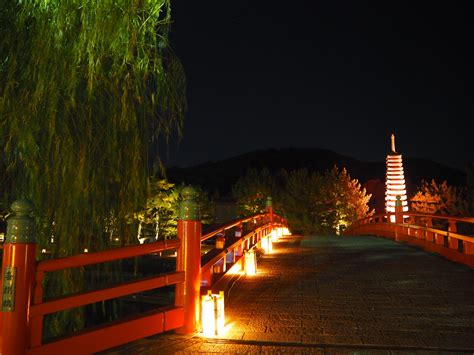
[
  {"x1": 271, "y1": 229, "x2": 278, "y2": 242},
  {"x1": 261, "y1": 234, "x2": 273, "y2": 253},
  {"x1": 201, "y1": 290, "x2": 225, "y2": 336},
  {"x1": 244, "y1": 249, "x2": 257, "y2": 275},
  {"x1": 215, "y1": 233, "x2": 225, "y2": 249},
  {"x1": 282, "y1": 227, "x2": 291, "y2": 235},
  {"x1": 385, "y1": 134, "x2": 409, "y2": 222}
]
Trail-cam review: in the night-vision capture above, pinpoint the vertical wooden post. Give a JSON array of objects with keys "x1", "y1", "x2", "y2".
[
  {"x1": 175, "y1": 187, "x2": 201, "y2": 334},
  {"x1": 1, "y1": 200, "x2": 37, "y2": 355},
  {"x1": 394, "y1": 195, "x2": 403, "y2": 241},
  {"x1": 425, "y1": 218, "x2": 433, "y2": 242},
  {"x1": 447, "y1": 219, "x2": 458, "y2": 249},
  {"x1": 266, "y1": 196, "x2": 274, "y2": 226}
]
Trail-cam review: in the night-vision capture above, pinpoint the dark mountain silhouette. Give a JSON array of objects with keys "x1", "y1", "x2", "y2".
[{"x1": 166, "y1": 148, "x2": 466, "y2": 210}]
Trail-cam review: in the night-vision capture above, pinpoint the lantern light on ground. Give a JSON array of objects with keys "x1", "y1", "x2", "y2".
[
  {"x1": 201, "y1": 290, "x2": 225, "y2": 337},
  {"x1": 244, "y1": 249, "x2": 257, "y2": 276}
]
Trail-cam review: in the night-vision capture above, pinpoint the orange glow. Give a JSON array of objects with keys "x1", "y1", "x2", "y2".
[
  {"x1": 244, "y1": 249, "x2": 257, "y2": 275},
  {"x1": 261, "y1": 235, "x2": 273, "y2": 253},
  {"x1": 201, "y1": 291, "x2": 225, "y2": 337},
  {"x1": 271, "y1": 229, "x2": 278, "y2": 241}
]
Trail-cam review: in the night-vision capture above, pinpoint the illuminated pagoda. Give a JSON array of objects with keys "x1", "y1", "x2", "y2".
[{"x1": 385, "y1": 134, "x2": 408, "y2": 222}]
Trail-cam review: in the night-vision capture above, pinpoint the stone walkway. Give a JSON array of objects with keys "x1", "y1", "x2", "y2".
[{"x1": 100, "y1": 235, "x2": 474, "y2": 354}]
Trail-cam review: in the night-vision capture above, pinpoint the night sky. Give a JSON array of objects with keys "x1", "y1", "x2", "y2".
[{"x1": 164, "y1": 1, "x2": 473, "y2": 171}]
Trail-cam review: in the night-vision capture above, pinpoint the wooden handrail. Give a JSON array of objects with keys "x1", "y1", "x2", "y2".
[
  {"x1": 201, "y1": 213, "x2": 266, "y2": 242},
  {"x1": 354, "y1": 212, "x2": 474, "y2": 226},
  {"x1": 37, "y1": 239, "x2": 181, "y2": 272},
  {"x1": 30, "y1": 272, "x2": 184, "y2": 318},
  {"x1": 401, "y1": 223, "x2": 474, "y2": 242}
]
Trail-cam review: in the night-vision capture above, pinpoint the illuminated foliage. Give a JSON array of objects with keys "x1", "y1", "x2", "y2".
[
  {"x1": 411, "y1": 179, "x2": 468, "y2": 216},
  {"x1": 0, "y1": 0, "x2": 185, "y2": 338},
  {"x1": 283, "y1": 167, "x2": 373, "y2": 234},
  {"x1": 132, "y1": 180, "x2": 213, "y2": 243},
  {"x1": 0, "y1": 0, "x2": 185, "y2": 253},
  {"x1": 232, "y1": 168, "x2": 275, "y2": 215},
  {"x1": 282, "y1": 169, "x2": 326, "y2": 234},
  {"x1": 232, "y1": 166, "x2": 373, "y2": 234},
  {"x1": 133, "y1": 179, "x2": 179, "y2": 242},
  {"x1": 322, "y1": 167, "x2": 373, "y2": 233}
]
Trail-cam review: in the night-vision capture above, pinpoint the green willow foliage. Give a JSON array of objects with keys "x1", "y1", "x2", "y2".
[{"x1": 0, "y1": 0, "x2": 186, "y2": 255}]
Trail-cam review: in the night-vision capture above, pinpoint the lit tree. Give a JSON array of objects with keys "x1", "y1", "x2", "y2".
[
  {"x1": 411, "y1": 179, "x2": 468, "y2": 216},
  {"x1": 283, "y1": 169, "x2": 326, "y2": 234},
  {"x1": 132, "y1": 180, "x2": 213, "y2": 243},
  {"x1": 0, "y1": 1, "x2": 185, "y2": 338},
  {"x1": 134, "y1": 179, "x2": 179, "y2": 243},
  {"x1": 0, "y1": 1, "x2": 185, "y2": 254},
  {"x1": 232, "y1": 168, "x2": 275, "y2": 215},
  {"x1": 281, "y1": 167, "x2": 373, "y2": 234}
]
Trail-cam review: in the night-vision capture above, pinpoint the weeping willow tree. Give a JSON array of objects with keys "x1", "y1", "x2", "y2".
[{"x1": 0, "y1": 0, "x2": 186, "y2": 338}]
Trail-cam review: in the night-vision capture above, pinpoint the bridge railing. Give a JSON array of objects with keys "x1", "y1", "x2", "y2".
[
  {"x1": 0, "y1": 193, "x2": 288, "y2": 355},
  {"x1": 346, "y1": 209, "x2": 474, "y2": 268}
]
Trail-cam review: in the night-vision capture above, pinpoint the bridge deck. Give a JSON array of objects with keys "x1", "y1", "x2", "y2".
[{"x1": 100, "y1": 235, "x2": 474, "y2": 354}]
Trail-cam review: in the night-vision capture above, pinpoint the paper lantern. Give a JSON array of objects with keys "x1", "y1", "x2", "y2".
[
  {"x1": 244, "y1": 249, "x2": 257, "y2": 276},
  {"x1": 201, "y1": 291, "x2": 225, "y2": 336}
]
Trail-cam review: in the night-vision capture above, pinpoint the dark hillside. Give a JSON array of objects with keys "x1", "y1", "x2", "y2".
[{"x1": 167, "y1": 148, "x2": 466, "y2": 199}]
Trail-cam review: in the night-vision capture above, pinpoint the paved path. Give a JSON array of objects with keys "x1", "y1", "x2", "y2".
[{"x1": 101, "y1": 235, "x2": 474, "y2": 354}]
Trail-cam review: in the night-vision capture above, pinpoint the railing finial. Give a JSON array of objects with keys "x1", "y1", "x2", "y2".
[
  {"x1": 265, "y1": 196, "x2": 273, "y2": 208},
  {"x1": 179, "y1": 186, "x2": 200, "y2": 221}
]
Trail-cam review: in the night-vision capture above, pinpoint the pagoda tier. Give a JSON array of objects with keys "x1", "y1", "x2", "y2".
[{"x1": 385, "y1": 134, "x2": 408, "y2": 222}]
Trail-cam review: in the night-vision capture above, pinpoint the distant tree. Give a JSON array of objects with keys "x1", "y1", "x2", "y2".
[
  {"x1": 232, "y1": 168, "x2": 275, "y2": 215},
  {"x1": 282, "y1": 169, "x2": 326, "y2": 234},
  {"x1": 411, "y1": 179, "x2": 468, "y2": 216},
  {"x1": 232, "y1": 166, "x2": 373, "y2": 234},
  {"x1": 322, "y1": 167, "x2": 373, "y2": 233},
  {"x1": 282, "y1": 167, "x2": 373, "y2": 234},
  {"x1": 133, "y1": 179, "x2": 179, "y2": 243},
  {"x1": 132, "y1": 180, "x2": 213, "y2": 243}
]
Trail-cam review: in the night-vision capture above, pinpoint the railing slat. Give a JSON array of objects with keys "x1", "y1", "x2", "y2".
[
  {"x1": 201, "y1": 213, "x2": 266, "y2": 242},
  {"x1": 30, "y1": 271, "x2": 185, "y2": 317},
  {"x1": 37, "y1": 239, "x2": 181, "y2": 272}
]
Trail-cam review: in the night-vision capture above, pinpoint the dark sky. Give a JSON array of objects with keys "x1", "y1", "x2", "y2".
[{"x1": 163, "y1": 1, "x2": 473, "y2": 170}]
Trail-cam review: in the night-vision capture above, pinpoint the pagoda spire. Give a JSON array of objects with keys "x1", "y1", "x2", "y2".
[{"x1": 390, "y1": 133, "x2": 397, "y2": 153}]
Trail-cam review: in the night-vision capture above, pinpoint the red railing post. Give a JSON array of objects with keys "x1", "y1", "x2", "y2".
[
  {"x1": 394, "y1": 196, "x2": 403, "y2": 241},
  {"x1": 1, "y1": 200, "x2": 37, "y2": 355},
  {"x1": 447, "y1": 219, "x2": 458, "y2": 249},
  {"x1": 425, "y1": 218, "x2": 433, "y2": 242},
  {"x1": 266, "y1": 196, "x2": 274, "y2": 226},
  {"x1": 175, "y1": 187, "x2": 201, "y2": 334}
]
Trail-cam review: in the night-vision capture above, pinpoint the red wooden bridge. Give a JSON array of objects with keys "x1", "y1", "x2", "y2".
[{"x1": 1, "y1": 191, "x2": 473, "y2": 354}]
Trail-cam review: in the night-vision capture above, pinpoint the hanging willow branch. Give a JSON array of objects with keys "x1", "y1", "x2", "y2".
[{"x1": 0, "y1": 0, "x2": 186, "y2": 255}]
